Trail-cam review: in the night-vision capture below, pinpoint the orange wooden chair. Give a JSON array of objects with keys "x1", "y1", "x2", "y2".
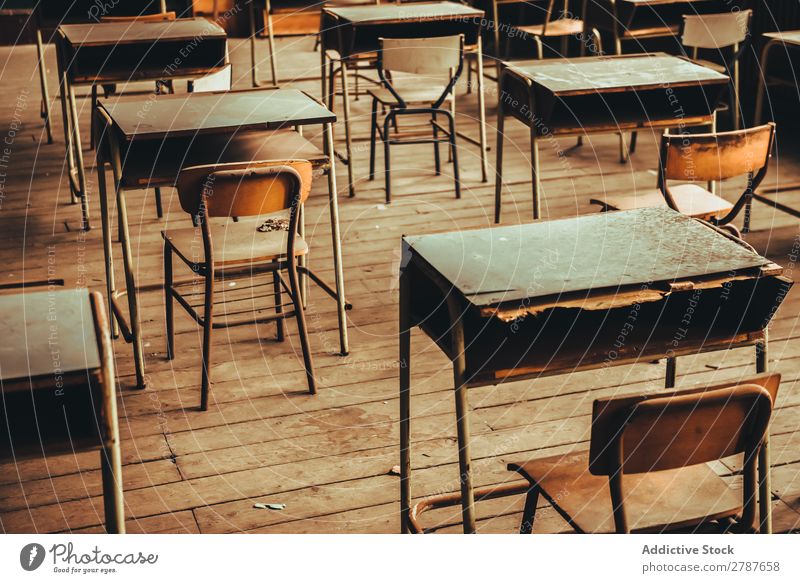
[
  {"x1": 508, "y1": 374, "x2": 779, "y2": 534},
  {"x1": 591, "y1": 123, "x2": 776, "y2": 235},
  {"x1": 163, "y1": 160, "x2": 316, "y2": 411}
]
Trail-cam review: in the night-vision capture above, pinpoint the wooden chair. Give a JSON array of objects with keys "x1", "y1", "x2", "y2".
[
  {"x1": 591, "y1": 123, "x2": 776, "y2": 235},
  {"x1": 509, "y1": 374, "x2": 780, "y2": 534},
  {"x1": 368, "y1": 35, "x2": 464, "y2": 203},
  {"x1": 188, "y1": 63, "x2": 233, "y2": 93},
  {"x1": 163, "y1": 160, "x2": 316, "y2": 411},
  {"x1": 681, "y1": 10, "x2": 752, "y2": 130},
  {"x1": 509, "y1": 0, "x2": 587, "y2": 59}
]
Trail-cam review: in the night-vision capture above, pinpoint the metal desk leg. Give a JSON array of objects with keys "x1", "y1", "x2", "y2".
[
  {"x1": 115, "y1": 186, "x2": 146, "y2": 389},
  {"x1": 97, "y1": 296, "x2": 125, "y2": 534},
  {"x1": 530, "y1": 126, "x2": 541, "y2": 220},
  {"x1": 36, "y1": 29, "x2": 53, "y2": 144},
  {"x1": 756, "y1": 332, "x2": 772, "y2": 533},
  {"x1": 494, "y1": 108, "x2": 505, "y2": 224},
  {"x1": 476, "y1": 38, "x2": 488, "y2": 183},
  {"x1": 57, "y1": 56, "x2": 79, "y2": 205},
  {"x1": 754, "y1": 39, "x2": 777, "y2": 126},
  {"x1": 323, "y1": 122, "x2": 350, "y2": 356},
  {"x1": 96, "y1": 162, "x2": 119, "y2": 339},
  {"x1": 665, "y1": 356, "x2": 676, "y2": 388},
  {"x1": 399, "y1": 267, "x2": 412, "y2": 533},
  {"x1": 67, "y1": 83, "x2": 91, "y2": 230},
  {"x1": 447, "y1": 296, "x2": 476, "y2": 533},
  {"x1": 320, "y1": 39, "x2": 328, "y2": 106},
  {"x1": 249, "y1": 0, "x2": 278, "y2": 88},
  {"x1": 340, "y1": 59, "x2": 356, "y2": 197}
]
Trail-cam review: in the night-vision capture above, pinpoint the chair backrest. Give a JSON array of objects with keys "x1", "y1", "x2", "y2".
[
  {"x1": 100, "y1": 11, "x2": 177, "y2": 22},
  {"x1": 188, "y1": 63, "x2": 233, "y2": 93},
  {"x1": 589, "y1": 373, "x2": 780, "y2": 476},
  {"x1": 540, "y1": 0, "x2": 568, "y2": 35},
  {"x1": 681, "y1": 9, "x2": 752, "y2": 50},
  {"x1": 660, "y1": 123, "x2": 775, "y2": 184},
  {"x1": 175, "y1": 160, "x2": 313, "y2": 219},
  {"x1": 378, "y1": 35, "x2": 464, "y2": 108}
]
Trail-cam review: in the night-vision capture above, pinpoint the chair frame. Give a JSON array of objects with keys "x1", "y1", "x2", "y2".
[
  {"x1": 658, "y1": 123, "x2": 776, "y2": 234},
  {"x1": 514, "y1": 375, "x2": 779, "y2": 534},
  {"x1": 679, "y1": 10, "x2": 753, "y2": 130},
  {"x1": 163, "y1": 162, "x2": 316, "y2": 411},
  {"x1": 368, "y1": 35, "x2": 465, "y2": 204}
]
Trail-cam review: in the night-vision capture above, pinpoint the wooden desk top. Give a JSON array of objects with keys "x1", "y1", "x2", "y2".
[
  {"x1": 59, "y1": 18, "x2": 226, "y2": 48},
  {"x1": 403, "y1": 208, "x2": 771, "y2": 309},
  {"x1": 324, "y1": 1, "x2": 483, "y2": 24},
  {"x1": 0, "y1": 289, "x2": 100, "y2": 383},
  {"x1": 504, "y1": 53, "x2": 728, "y2": 96},
  {"x1": 100, "y1": 88, "x2": 335, "y2": 140},
  {"x1": 763, "y1": 30, "x2": 800, "y2": 45}
]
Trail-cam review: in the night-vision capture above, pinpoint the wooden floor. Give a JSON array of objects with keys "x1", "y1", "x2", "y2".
[{"x1": 2, "y1": 35, "x2": 800, "y2": 534}]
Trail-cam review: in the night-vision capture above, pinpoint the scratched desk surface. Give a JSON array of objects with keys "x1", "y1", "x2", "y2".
[
  {"x1": 59, "y1": 18, "x2": 226, "y2": 47},
  {"x1": 0, "y1": 289, "x2": 100, "y2": 383},
  {"x1": 324, "y1": 1, "x2": 482, "y2": 24},
  {"x1": 403, "y1": 208, "x2": 770, "y2": 307},
  {"x1": 505, "y1": 54, "x2": 728, "y2": 96},
  {"x1": 101, "y1": 88, "x2": 335, "y2": 140}
]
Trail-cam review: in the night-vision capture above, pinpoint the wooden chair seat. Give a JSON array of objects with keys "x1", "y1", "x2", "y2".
[
  {"x1": 516, "y1": 18, "x2": 585, "y2": 38},
  {"x1": 509, "y1": 450, "x2": 742, "y2": 533},
  {"x1": 163, "y1": 214, "x2": 308, "y2": 269},
  {"x1": 367, "y1": 86, "x2": 453, "y2": 106},
  {"x1": 590, "y1": 184, "x2": 734, "y2": 221}
]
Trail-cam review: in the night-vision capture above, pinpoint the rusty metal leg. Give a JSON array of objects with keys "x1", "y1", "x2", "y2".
[
  {"x1": 399, "y1": 266, "x2": 412, "y2": 533},
  {"x1": 530, "y1": 126, "x2": 541, "y2": 220},
  {"x1": 754, "y1": 40, "x2": 776, "y2": 126},
  {"x1": 494, "y1": 108, "x2": 505, "y2": 224},
  {"x1": 265, "y1": 0, "x2": 278, "y2": 85},
  {"x1": 665, "y1": 356, "x2": 676, "y2": 388},
  {"x1": 96, "y1": 162, "x2": 119, "y2": 339},
  {"x1": 340, "y1": 59, "x2": 355, "y2": 198},
  {"x1": 323, "y1": 122, "x2": 350, "y2": 356},
  {"x1": 67, "y1": 83, "x2": 90, "y2": 230},
  {"x1": 100, "y1": 357, "x2": 124, "y2": 534},
  {"x1": 57, "y1": 47, "x2": 78, "y2": 205},
  {"x1": 116, "y1": 187, "x2": 147, "y2": 390},
  {"x1": 320, "y1": 35, "x2": 327, "y2": 106},
  {"x1": 450, "y1": 310, "x2": 476, "y2": 534},
  {"x1": 164, "y1": 240, "x2": 175, "y2": 360},
  {"x1": 249, "y1": 0, "x2": 259, "y2": 88},
  {"x1": 272, "y1": 270, "x2": 285, "y2": 342},
  {"x1": 756, "y1": 332, "x2": 772, "y2": 533},
  {"x1": 476, "y1": 39, "x2": 488, "y2": 183},
  {"x1": 36, "y1": 29, "x2": 53, "y2": 144}
]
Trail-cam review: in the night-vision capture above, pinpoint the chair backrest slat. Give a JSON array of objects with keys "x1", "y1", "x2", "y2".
[
  {"x1": 661, "y1": 123, "x2": 775, "y2": 183},
  {"x1": 176, "y1": 160, "x2": 313, "y2": 218},
  {"x1": 380, "y1": 35, "x2": 463, "y2": 76},
  {"x1": 681, "y1": 10, "x2": 751, "y2": 50},
  {"x1": 589, "y1": 373, "x2": 780, "y2": 476}
]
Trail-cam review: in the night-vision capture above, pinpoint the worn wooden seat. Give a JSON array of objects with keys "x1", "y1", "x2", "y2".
[
  {"x1": 591, "y1": 184, "x2": 733, "y2": 222},
  {"x1": 592, "y1": 124, "x2": 776, "y2": 233},
  {"x1": 510, "y1": 451, "x2": 742, "y2": 533},
  {"x1": 163, "y1": 160, "x2": 317, "y2": 410},
  {"x1": 509, "y1": 374, "x2": 780, "y2": 534},
  {"x1": 162, "y1": 216, "x2": 308, "y2": 269},
  {"x1": 516, "y1": 18, "x2": 585, "y2": 39},
  {"x1": 622, "y1": 23, "x2": 679, "y2": 39}
]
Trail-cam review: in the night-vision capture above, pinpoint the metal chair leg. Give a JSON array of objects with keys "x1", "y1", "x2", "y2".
[
  {"x1": 273, "y1": 270, "x2": 285, "y2": 342},
  {"x1": 154, "y1": 187, "x2": 164, "y2": 218},
  {"x1": 164, "y1": 241, "x2": 174, "y2": 360},
  {"x1": 369, "y1": 98, "x2": 378, "y2": 180},
  {"x1": 36, "y1": 29, "x2": 53, "y2": 144},
  {"x1": 520, "y1": 486, "x2": 540, "y2": 534},
  {"x1": 433, "y1": 112, "x2": 441, "y2": 175},
  {"x1": 288, "y1": 259, "x2": 316, "y2": 395},
  {"x1": 494, "y1": 110, "x2": 505, "y2": 224},
  {"x1": 447, "y1": 111, "x2": 460, "y2": 199},
  {"x1": 200, "y1": 266, "x2": 214, "y2": 411},
  {"x1": 384, "y1": 113, "x2": 393, "y2": 204}
]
